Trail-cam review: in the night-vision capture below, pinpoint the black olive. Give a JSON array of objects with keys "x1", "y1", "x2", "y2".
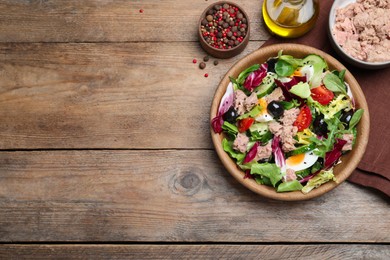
[
  {"x1": 222, "y1": 106, "x2": 238, "y2": 123},
  {"x1": 266, "y1": 58, "x2": 278, "y2": 73},
  {"x1": 313, "y1": 114, "x2": 328, "y2": 136},
  {"x1": 267, "y1": 101, "x2": 284, "y2": 118},
  {"x1": 340, "y1": 110, "x2": 353, "y2": 126}
]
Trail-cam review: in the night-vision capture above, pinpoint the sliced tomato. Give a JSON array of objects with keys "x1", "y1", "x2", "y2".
[
  {"x1": 294, "y1": 105, "x2": 312, "y2": 132},
  {"x1": 311, "y1": 85, "x2": 334, "y2": 105},
  {"x1": 237, "y1": 117, "x2": 254, "y2": 133}
]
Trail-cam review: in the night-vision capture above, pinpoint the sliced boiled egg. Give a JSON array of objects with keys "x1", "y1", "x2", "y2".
[
  {"x1": 255, "y1": 98, "x2": 274, "y2": 122},
  {"x1": 285, "y1": 150, "x2": 318, "y2": 172},
  {"x1": 297, "y1": 64, "x2": 314, "y2": 82}
]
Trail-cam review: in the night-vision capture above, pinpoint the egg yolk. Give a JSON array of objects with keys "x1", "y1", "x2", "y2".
[
  {"x1": 258, "y1": 98, "x2": 268, "y2": 114},
  {"x1": 292, "y1": 70, "x2": 302, "y2": 77},
  {"x1": 286, "y1": 153, "x2": 305, "y2": 166}
]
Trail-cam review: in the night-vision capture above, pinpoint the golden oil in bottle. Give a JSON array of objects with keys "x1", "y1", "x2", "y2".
[{"x1": 262, "y1": 0, "x2": 319, "y2": 38}]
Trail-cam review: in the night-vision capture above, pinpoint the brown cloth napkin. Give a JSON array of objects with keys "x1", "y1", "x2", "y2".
[{"x1": 262, "y1": 1, "x2": 390, "y2": 197}]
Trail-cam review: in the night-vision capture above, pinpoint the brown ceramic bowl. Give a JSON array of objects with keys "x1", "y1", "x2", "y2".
[
  {"x1": 210, "y1": 43, "x2": 370, "y2": 201},
  {"x1": 198, "y1": 1, "x2": 250, "y2": 59}
]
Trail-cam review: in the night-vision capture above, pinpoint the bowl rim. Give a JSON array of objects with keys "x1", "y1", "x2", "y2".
[
  {"x1": 198, "y1": 0, "x2": 250, "y2": 53},
  {"x1": 328, "y1": 0, "x2": 390, "y2": 68},
  {"x1": 210, "y1": 43, "x2": 370, "y2": 201}
]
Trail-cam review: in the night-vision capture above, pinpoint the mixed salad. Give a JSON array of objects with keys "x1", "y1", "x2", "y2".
[{"x1": 211, "y1": 51, "x2": 363, "y2": 193}]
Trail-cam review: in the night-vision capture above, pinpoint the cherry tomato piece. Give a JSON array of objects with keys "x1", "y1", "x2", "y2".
[
  {"x1": 293, "y1": 105, "x2": 312, "y2": 132},
  {"x1": 237, "y1": 117, "x2": 255, "y2": 133},
  {"x1": 311, "y1": 85, "x2": 334, "y2": 105}
]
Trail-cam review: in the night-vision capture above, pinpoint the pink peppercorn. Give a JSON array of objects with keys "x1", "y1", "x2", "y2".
[{"x1": 193, "y1": 59, "x2": 197, "y2": 64}]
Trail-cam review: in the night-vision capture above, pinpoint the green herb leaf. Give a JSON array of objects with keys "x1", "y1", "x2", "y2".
[
  {"x1": 280, "y1": 99, "x2": 300, "y2": 110},
  {"x1": 349, "y1": 109, "x2": 364, "y2": 129},
  {"x1": 323, "y1": 73, "x2": 347, "y2": 95},
  {"x1": 250, "y1": 130, "x2": 273, "y2": 144},
  {"x1": 237, "y1": 64, "x2": 260, "y2": 84},
  {"x1": 338, "y1": 69, "x2": 346, "y2": 81},
  {"x1": 229, "y1": 76, "x2": 238, "y2": 85},
  {"x1": 275, "y1": 60, "x2": 294, "y2": 77},
  {"x1": 222, "y1": 121, "x2": 238, "y2": 136},
  {"x1": 255, "y1": 176, "x2": 272, "y2": 186},
  {"x1": 237, "y1": 105, "x2": 261, "y2": 120},
  {"x1": 279, "y1": 55, "x2": 303, "y2": 68}
]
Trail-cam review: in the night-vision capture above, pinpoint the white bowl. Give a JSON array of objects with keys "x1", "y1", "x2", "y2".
[{"x1": 328, "y1": 0, "x2": 390, "y2": 69}]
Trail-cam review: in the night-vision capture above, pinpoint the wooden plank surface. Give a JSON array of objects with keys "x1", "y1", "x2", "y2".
[
  {"x1": 1, "y1": 244, "x2": 390, "y2": 259},
  {"x1": 0, "y1": 150, "x2": 388, "y2": 242},
  {"x1": 0, "y1": 41, "x2": 264, "y2": 149},
  {"x1": 0, "y1": 0, "x2": 268, "y2": 43}
]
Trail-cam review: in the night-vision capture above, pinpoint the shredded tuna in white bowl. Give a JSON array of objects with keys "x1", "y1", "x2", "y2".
[{"x1": 328, "y1": 0, "x2": 390, "y2": 69}]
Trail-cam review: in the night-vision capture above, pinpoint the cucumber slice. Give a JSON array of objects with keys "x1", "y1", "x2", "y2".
[
  {"x1": 302, "y1": 54, "x2": 328, "y2": 69},
  {"x1": 302, "y1": 54, "x2": 328, "y2": 88},
  {"x1": 249, "y1": 122, "x2": 269, "y2": 135},
  {"x1": 255, "y1": 72, "x2": 277, "y2": 98},
  {"x1": 286, "y1": 143, "x2": 316, "y2": 157},
  {"x1": 296, "y1": 168, "x2": 311, "y2": 179}
]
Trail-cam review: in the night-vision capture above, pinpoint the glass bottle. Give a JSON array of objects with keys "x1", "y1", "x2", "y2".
[{"x1": 262, "y1": 0, "x2": 319, "y2": 38}]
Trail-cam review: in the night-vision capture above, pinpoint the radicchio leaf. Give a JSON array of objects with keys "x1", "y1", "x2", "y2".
[
  {"x1": 324, "y1": 138, "x2": 347, "y2": 169},
  {"x1": 244, "y1": 169, "x2": 254, "y2": 179},
  {"x1": 212, "y1": 82, "x2": 234, "y2": 134},
  {"x1": 243, "y1": 63, "x2": 268, "y2": 92},
  {"x1": 243, "y1": 142, "x2": 259, "y2": 164},
  {"x1": 218, "y1": 82, "x2": 234, "y2": 115},
  {"x1": 299, "y1": 172, "x2": 316, "y2": 184},
  {"x1": 272, "y1": 136, "x2": 285, "y2": 169},
  {"x1": 211, "y1": 114, "x2": 224, "y2": 134}
]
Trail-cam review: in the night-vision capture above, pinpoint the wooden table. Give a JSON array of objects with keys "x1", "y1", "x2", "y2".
[{"x1": 0, "y1": 0, "x2": 389, "y2": 258}]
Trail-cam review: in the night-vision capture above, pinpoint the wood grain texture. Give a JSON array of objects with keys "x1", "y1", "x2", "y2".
[
  {"x1": 0, "y1": 41, "x2": 264, "y2": 149},
  {"x1": 0, "y1": 0, "x2": 269, "y2": 43},
  {"x1": 0, "y1": 150, "x2": 388, "y2": 242},
  {"x1": 1, "y1": 244, "x2": 390, "y2": 259}
]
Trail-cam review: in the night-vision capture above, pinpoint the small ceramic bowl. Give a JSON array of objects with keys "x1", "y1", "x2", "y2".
[
  {"x1": 198, "y1": 1, "x2": 250, "y2": 59},
  {"x1": 210, "y1": 43, "x2": 370, "y2": 201},
  {"x1": 328, "y1": 0, "x2": 390, "y2": 69}
]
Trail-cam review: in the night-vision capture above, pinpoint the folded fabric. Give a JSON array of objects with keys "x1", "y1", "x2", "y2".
[
  {"x1": 348, "y1": 169, "x2": 390, "y2": 197},
  {"x1": 262, "y1": 0, "x2": 390, "y2": 197}
]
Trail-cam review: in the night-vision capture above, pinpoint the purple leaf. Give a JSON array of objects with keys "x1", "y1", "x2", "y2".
[
  {"x1": 212, "y1": 82, "x2": 234, "y2": 134},
  {"x1": 218, "y1": 82, "x2": 234, "y2": 116},
  {"x1": 272, "y1": 136, "x2": 285, "y2": 168},
  {"x1": 244, "y1": 170, "x2": 254, "y2": 179},
  {"x1": 243, "y1": 63, "x2": 268, "y2": 92},
  {"x1": 211, "y1": 114, "x2": 224, "y2": 134},
  {"x1": 244, "y1": 142, "x2": 259, "y2": 164},
  {"x1": 325, "y1": 139, "x2": 347, "y2": 169}
]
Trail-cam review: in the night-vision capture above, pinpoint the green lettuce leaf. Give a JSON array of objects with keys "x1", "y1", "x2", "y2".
[
  {"x1": 277, "y1": 180, "x2": 304, "y2": 192},
  {"x1": 222, "y1": 138, "x2": 245, "y2": 163},
  {"x1": 250, "y1": 163, "x2": 282, "y2": 187},
  {"x1": 301, "y1": 169, "x2": 337, "y2": 194}
]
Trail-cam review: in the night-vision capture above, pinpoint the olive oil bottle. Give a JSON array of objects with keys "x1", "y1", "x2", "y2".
[{"x1": 262, "y1": 0, "x2": 319, "y2": 38}]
